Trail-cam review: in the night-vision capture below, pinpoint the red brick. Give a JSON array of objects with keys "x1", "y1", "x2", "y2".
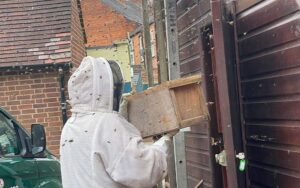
[
  {"x1": 21, "y1": 99, "x2": 35, "y2": 105},
  {"x1": 18, "y1": 114, "x2": 33, "y2": 120},
  {"x1": 50, "y1": 131, "x2": 62, "y2": 136},
  {"x1": 6, "y1": 91, "x2": 20, "y2": 96},
  {"x1": 45, "y1": 107, "x2": 60, "y2": 112},
  {"x1": 48, "y1": 102, "x2": 59, "y2": 107},
  {"x1": 34, "y1": 89, "x2": 43, "y2": 94},
  {"x1": 17, "y1": 95, "x2": 31, "y2": 100},
  {"x1": 19, "y1": 104, "x2": 33, "y2": 109},
  {"x1": 43, "y1": 88, "x2": 58, "y2": 93},
  {"x1": 7, "y1": 86, "x2": 16, "y2": 91},
  {"x1": 5, "y1": 81, "x2": 19, "y2": 86},
  {"x1": 32, "y1": 94, "x2": 46, "y2": 99},
  {"x1": 44, "y1": 98, "x2": 59, "y2": 103},
  {"x1": 6, "y1": 101, "x2": 21, "y2": 106},
  {"x1": 33, "y1": 113, "x2": 47, "y2": 118},
  {"x1": 21, "y1": 109, "x2": 36, "y2": 114},
  {"x1": 10, "y1": 106, "x2": 19, "y2": 110},
  {"x1": 9, "y1": 110, "x2": 21, "y2": 116},
  {"x1": 47, "y1": 112, "x2": 61, "y2": 117},
  {"x1": 33, "y1": 103, "x2": 47, "y2": 108},
  {"x1": 31, "y1": 84, "x2": 45, "y2": 89},
  {"x1": 16, "y1": 85, "x2": 31, "y2": 90},
  {"x1": 20, "y1": 80, "x2": 34, "y2": 85},
  {"x1": 22, "y1": 90, "x2": 34, "y2": 95},
  {"x1": 45, "y1": 117, "x2": 60, "y2": 122},
  {"x1": 46, "y1": 93, "x2": 59, "y2": 98}
]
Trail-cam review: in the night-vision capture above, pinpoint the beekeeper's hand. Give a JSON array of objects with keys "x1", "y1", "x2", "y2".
[
  {"x1": 119, "y1": 93, "x2": 132, "y2": 120},
  {"x1": 153, "y1": 135, "x2": 172, "y2": 154}
]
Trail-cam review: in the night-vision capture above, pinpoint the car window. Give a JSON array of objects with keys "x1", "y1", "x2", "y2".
[{"x1": 0, "y1": 113, "x2": 20, "y2": 156}]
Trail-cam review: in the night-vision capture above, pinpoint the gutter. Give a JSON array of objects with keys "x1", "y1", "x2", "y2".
[
  {"x1": 58, "y1": 67, "x2": 68, "y2": 126},
  {"x1": 0, "y1": 62, "x2": 72, "y2": 72}
]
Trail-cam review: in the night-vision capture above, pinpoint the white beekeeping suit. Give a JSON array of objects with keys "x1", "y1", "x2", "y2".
[{"x1": 60, "y1": 56, "x2": 170, "y2": 188}]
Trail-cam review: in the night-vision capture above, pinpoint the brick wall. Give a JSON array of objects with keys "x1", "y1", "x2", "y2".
[
  {"x1": 81, "y1": 0, "x2": 139, "y2": 47},
  {"x1": 0, "y1": 0, "x2": 86, "y2": 156},
  {"x1": 0, "y1": 69, "x2": 69, "y2": 156}
]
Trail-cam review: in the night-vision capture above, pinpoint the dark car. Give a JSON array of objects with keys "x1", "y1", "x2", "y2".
[{"x1": 0, "y1": 107, "x2": 62, "y2": 188}]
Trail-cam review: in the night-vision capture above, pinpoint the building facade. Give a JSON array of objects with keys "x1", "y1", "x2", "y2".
[
  {"x1": 81, "y1": 0, "x2": 143, "y2": 91},
  {"x1": 0, "y1": 0, "x2": 85, "y2": 155}
]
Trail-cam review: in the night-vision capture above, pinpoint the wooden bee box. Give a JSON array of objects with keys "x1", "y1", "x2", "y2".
[{"x1": 127, "y1": 75, "x2": 209, "y2": 138}]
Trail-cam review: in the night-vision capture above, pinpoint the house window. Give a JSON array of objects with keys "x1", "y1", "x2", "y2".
[{"x1": 139, "y1": 35, "x2": 145, "y2": 63}]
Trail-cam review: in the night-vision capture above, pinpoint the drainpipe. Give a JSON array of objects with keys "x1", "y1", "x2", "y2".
[{"x1": 58, "y1": 67, "x2": 68, "y2": 125}]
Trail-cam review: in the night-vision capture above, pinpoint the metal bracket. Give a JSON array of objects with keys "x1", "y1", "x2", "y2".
[
  {"x1": 215, "y1": 150, "x2": 227, "y2": 166},
  {"x1": 211, "y1": 135, "x2": 223, "y2": 146},
  {"x1": 61, "y1": 102, "x2": 67, "y2": 110},
  {"x1": 236, "y1": 152, "x2": 245, "y2": 160}
]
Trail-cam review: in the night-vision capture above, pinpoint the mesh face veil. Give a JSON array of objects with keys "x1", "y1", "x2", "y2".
[{"x1": 108, "y1": 60, "x2": 124, "y2": 111}]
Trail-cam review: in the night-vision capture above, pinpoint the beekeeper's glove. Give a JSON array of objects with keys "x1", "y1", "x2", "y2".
[
  {"x1": 153, "y1": 135, "x2": 172, "y2": 154},
  {"x1": 119, "y1": 93, "x2": 132, "y2": 120}
]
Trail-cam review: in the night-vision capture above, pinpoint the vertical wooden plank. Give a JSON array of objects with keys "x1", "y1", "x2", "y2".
[
  {"x1": 210, "y1": 0, "x2": 239, "y2": 187},
  {"x1": 154, "y1": 0, "x2": 169, "y2": 82},
  {"x1": 164, "y1": 0, "x2": 180, "y2": 80},
  {"x1": 142, "y1": 0, "x2": 154, "y2": 86}
]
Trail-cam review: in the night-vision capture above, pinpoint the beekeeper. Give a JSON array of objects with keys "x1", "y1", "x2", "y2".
[{"x1": 60, "y1": 56, "x2": 174, "y2": 188}]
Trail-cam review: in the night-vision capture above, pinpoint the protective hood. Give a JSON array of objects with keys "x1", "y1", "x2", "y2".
[
  {"x1": 68, "y1": 56, "x2": 114, "y2": 112},
  {"x1": 61, "y1": 56, "x2": 169, "y2": 188}
]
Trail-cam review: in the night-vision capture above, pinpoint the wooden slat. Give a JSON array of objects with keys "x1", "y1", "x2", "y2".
[
  {"x1": 178, "y1": 15, "x2": 211, "y2": 47},
  {"x1": 190, "y1": 121, "x2": 209, "y2": 134},
  {"x1": 236, "y1": 0, "x2": 263, "y2": 14},
  {"x1": 244, "y1": 101, "x2": 300, "y2": 120},
  {"x1": 277, "y1": 173, "x2": 300, "y2": 188},
  {"x1": 178, "y1": 25, "x2": 201, "y2": 47},
  {"x1": 246, "y1": 123, "x2": 300, "y2": 146},
  {"x1": 177, "y1": 0, "x2": 210, "y2": 32},
  {"x1": 166, "y1": 74, "x2": 202, "y2": 88},
  {"x1": 249, "y1": 165, "x2": 300, "y2": 188},
  {"x1": 176, "y1": 0, "x2": 197, "y2": 17},
  {"x1": 186, "y1": 163, "x2": 212, "y2": 183},
  {"x1": 239, "y1": 14, "x2": 300, "y2": 57},
  {"x1": 248, "y1": 165, "x2": 274, "y2": 187},
  {"x1": 240, "y1": 43, "x2": 300, "y2": 78},
  {"x1": 237, "y1": 0, "x2": 300, "y2": 36},
  {"x1": 242, "y1": 73, "x2": 300, "y2": 99},
  {"x1": 186, "y1": 148, "x2": 210, "y2": 167},
  {"x1": 185, "y1": 133, "x2": 210, "y2": 151},
  {"x1": 247, "y1": 145, "x2": 300, "y2": 172},
  {"x1": 179, "y1": 37, "x2": 204, "y2": 62},
  {"x1": 180, "y1": 57, "x2": 202, "y2": 75}
]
